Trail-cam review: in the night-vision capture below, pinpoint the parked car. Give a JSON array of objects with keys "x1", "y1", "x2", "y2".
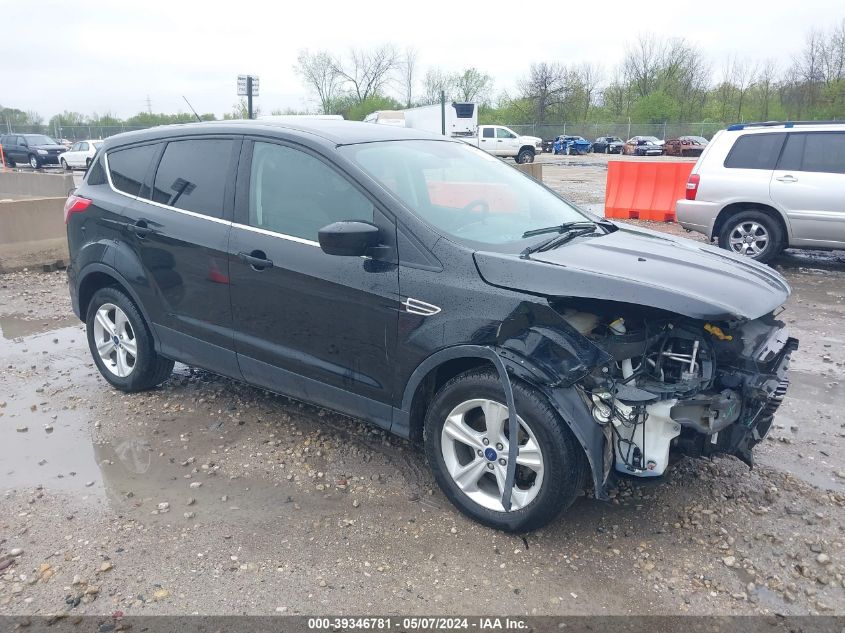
[
  {"x1": 66, "y1": 120, "x2": 796, "y2": 532},
  {"x1": 552, "y1": 135, "x2": 591, "y2": 155},
  {"x1": 623, "y1": 136, "x2": 664, "y2": 156},
  {"x1": 0, "y1": 133, "x2": 67, "y2": 168},
  {"x1": 664, "y1": 135, "x2": 708, "y2": 157},
  {"x1": 60, "y1": 139, "x2": 104, "y2": 170},
  {"x1": 677, "y1": 121, "x2": 845, "y2": 263},
  {"x1": 591, "y1": 136, "x2": 624, "y2": 154}
]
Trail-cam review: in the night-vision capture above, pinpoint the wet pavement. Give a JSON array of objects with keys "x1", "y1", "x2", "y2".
[{"x1": 1, "y1": 181, "x2": 845, "y2": 616}]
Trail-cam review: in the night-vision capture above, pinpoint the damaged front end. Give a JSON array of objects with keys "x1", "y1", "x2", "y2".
[
  {"x1": 562, "y1": 303, "x2": 798, "y2": 480},
  {"x1": 495, "y1": 298, "x2": 797, "y2": 499}
]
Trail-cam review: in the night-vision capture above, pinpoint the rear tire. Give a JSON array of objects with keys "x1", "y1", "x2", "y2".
[
  {"x1": 516, "y1": 149, "x2": 534, "y2": 164},
  {"x1": 424, "y1": 368, "x2": 587, "y2": 532},
  {"x1": 86, "y1": 286, "x2": 174, "y2": 392},
  {"x1": 717, "y1": 208, "x2": 784, "y2": 264}
]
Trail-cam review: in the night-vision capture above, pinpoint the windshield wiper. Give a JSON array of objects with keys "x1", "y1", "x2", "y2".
[
  {"x1": 522, "y1": 221, "x2": 597, "y2": 238},
  {"x1": 520, "y1": 226, "x2": 599, "y2": 257}
]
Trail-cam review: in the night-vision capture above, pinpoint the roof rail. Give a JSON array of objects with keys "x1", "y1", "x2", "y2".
[{"x1": 727, "y1": 120, "x2": 843, "y2": 131}]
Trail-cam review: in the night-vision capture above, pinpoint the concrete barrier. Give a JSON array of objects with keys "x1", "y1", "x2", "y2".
[
  {"x1": 0, "y1": 197, "x2": 68, "y2": 272},
  {"x1": 0, "y1": 171, "x2": 75, "y2": 199},
  {"x1": 515, "y1": 162, "x2": 543, "y2": 181}
]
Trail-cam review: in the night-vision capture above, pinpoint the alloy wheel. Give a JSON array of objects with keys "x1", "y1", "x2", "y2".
[
  {"x1": 440, "y1": 398, "x2": 544, "y2": 512},
  {"x1": 729, "y1": 221, "x2": 769, "y2": 257},
  {"x1": 92, "y1": 303, "x2": 138, "y2": 377}
]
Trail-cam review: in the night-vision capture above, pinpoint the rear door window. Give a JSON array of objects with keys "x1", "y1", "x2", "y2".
[
  {"x1": 108, "y1": 144, "x2": 159, "y2": 197},
  {"x1": 724, "y1": 133, "x2": 785, "y2": 170},
  {"x1": 150, "y1": 139, "x2": 233, "y2": 218}
]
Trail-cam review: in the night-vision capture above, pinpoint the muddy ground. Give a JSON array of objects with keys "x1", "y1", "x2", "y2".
[{"x1": 1, "y1": 156, "x2": 844, "y2": 617}]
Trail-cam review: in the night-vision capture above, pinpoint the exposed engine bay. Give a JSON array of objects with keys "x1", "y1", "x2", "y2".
[{"x1": 554, "y1": 302, "x2": 798, "y2": 480}]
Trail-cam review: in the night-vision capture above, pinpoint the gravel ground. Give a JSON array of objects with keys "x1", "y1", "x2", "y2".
[{"x1": 1, "y1": 159, "x2": 844, "y2": 617}]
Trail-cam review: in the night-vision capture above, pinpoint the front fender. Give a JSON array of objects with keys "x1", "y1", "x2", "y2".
[{"x1": 397, "y1": 322, "x2": 612, "y2": 500}]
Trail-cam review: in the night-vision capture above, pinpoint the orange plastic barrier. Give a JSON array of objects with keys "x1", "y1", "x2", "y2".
[{"x1": 604, "y1": 161, "x2": 694, "y2": 222}]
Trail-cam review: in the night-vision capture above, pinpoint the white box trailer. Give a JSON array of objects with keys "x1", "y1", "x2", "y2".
[
  {"x1": 403, "y1": 103, "x2": 477, "y2": 137},
  {"x1": 365, "y1": 103, "x2": 477, "y2": 137}
]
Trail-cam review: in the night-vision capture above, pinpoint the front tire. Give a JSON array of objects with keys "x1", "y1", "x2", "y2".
[
  {"x1": 424, "y1": 369, "x2": 587, "y2": 532},
  {"x1": 86, "y1": 287, "x2": 174, "y2": 392},
  {"x1": 61, "y1": 158, "x2": 70, "y2": 171},
  {"x1": 28, "y1": 154, "x2": 40, "y2": 169}
]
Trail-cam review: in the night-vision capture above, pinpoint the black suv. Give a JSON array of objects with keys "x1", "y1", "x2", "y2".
[
  {"x1": 66, "y1": 120, "x2": 797, "y2": 531},
  {"x1": 0, "y1": 133, "x2": 66, "y2": 168}
]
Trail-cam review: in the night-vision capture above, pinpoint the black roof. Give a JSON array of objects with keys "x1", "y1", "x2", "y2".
[{"x1": 101, "y1": 118, "x2": 449, "y2": 149}]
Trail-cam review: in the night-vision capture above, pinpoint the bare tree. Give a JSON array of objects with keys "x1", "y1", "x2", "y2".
[
  {"x1": 452, "y1": 68, "x2": 492, "y2": 104},
  {"x1": 574, "y1": 62, "x2": 602, "y2": 119},
  {"x1": 623, "y1": 34, "x2": 665, "y2": 98},
  {"x1": 518, "y1": 62, "x2": 568, "y2": 123},
  {"x1": 755, "y1": 59, "x2": 779, "y2": 120},
  {"x1": 400, "y1": 47, "x2": 418, "y2": 107},
  {"x1": 294, "y1": 50, "x2": 343, "y2": 114},
  {"x1": 332, "y1": 44, "x2": 399, "y2": 103},
  {"x1": 734, "y1": 58, "x2": 757, "y2": 121},
  {"x1": 421, "y1": 68, "x2": 455, "y2": 105}
]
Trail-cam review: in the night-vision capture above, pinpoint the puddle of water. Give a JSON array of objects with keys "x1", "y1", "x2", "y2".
[
  {"x1": 0, "y1": 322, "x2": 347, "y2": 526},
  {"x1": 0, "y1": 314, "x2": 80, "y2": 339}
]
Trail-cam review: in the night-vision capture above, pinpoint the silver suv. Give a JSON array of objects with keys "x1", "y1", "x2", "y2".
[{"x1": 676, "y1": 122, "x2": 845, "y2": 262}]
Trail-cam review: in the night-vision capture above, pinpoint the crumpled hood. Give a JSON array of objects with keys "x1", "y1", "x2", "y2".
[{"x1": 473, "y1": 224, "x2": 791, "y2": 321}]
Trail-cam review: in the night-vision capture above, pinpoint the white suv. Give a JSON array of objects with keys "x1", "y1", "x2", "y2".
[{"x1": 676, "y1": 122, "x2": 845, "y2": 263}]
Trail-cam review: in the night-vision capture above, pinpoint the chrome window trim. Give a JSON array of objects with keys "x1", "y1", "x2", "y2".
[
  {"x1": 103, "y1": 149, "x2": 231, "y2": 227},
  {"x1": 231, "y1": 222, "x2": 320, "y2": 247}
]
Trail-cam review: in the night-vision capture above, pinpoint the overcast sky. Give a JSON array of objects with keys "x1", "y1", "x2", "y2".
[{"x1": 4, "y1": 0, "x2": 839, "y2": 120}]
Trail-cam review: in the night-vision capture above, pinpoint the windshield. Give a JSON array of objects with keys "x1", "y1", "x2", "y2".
[
  {"x1": 26, "y1": 135, "x2": 56, "y2": 146},
  {"x1": 341, "y1": 140, "x2": 589, "y2": 248}
]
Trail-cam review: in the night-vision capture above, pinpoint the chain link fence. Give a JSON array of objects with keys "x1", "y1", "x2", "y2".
[
  {"x1": 6, "y1": 121, "x2": 731, "y2": 143},
  {"x1": 504, "y1": 122, "x2": 728, "y2": 141}
]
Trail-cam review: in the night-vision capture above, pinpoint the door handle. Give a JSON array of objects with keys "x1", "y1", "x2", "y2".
[
  {"x1": 497, "y1": 140, "x2": 503, "y2": 142},
  {"x1": 127, "y1": 220, "x2": 153, "y2": 238},
  {"x1": 238, "y1": 250, "x2": 273, "y2": 270},
  {"x1": 776, "y1": 175, "x2": 797, "y2": 183}
]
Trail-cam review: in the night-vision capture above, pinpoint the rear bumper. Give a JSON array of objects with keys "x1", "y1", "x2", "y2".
[{"x1": 676, "y1": 199, "x2": 719, "y2": 238}]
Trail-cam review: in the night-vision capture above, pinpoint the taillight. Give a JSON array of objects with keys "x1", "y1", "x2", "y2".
[
  {"x1": 64, "y1": 195, "x2": 91, "y2": 223},
  {"x1": 685, "y1": 174, "x2": 700, "y2": 200}
]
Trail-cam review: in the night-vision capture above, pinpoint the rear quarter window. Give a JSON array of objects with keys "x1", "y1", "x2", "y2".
[
  {"x1": 724, "y1": 133, "x2": 786, "y2": 170},
  {"x1": 86, "y1": 154, "x2": 107, "y2": 186}
]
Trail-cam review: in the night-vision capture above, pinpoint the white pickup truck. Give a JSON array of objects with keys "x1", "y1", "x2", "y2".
[
  {"x1": 365, "y1": 104, "x2": 542, "y2": 164},
  {"x1": 458, "y1": 125, "x2": 543, "y2": 164}
]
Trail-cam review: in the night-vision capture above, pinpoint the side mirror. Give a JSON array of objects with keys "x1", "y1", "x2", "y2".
[{"x1": 318, "y1": 221, "x2": 381, "y2": 257}]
